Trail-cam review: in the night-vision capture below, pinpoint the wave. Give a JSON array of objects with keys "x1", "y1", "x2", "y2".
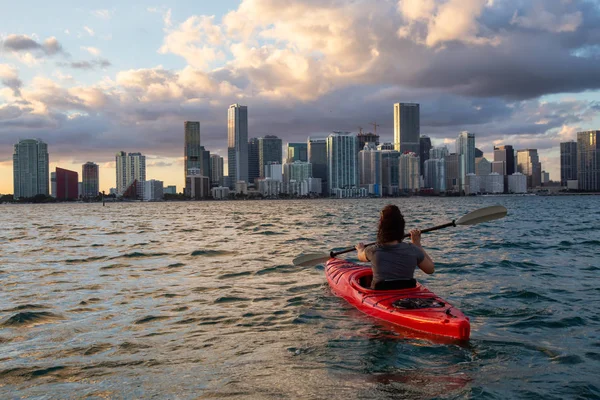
[
  {"x1": 190, "y1": 249, "x2": 234, "y2": 257},
  {"x1": 2, "y1": 311, "x2": 64, "y2": 327}
]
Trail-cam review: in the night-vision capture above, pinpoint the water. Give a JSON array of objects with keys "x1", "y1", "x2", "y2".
[{"x1": 1, "y1": 197, "x2": 599, "y2": 399}]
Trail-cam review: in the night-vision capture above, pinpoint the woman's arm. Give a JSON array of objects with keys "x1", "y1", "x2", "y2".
[
  {"x1": 410, "y1": 229, "x2": 435, "y2": 274},
  {"x1": 355, "y1": 242, "x2": 370, "y2": 262}
]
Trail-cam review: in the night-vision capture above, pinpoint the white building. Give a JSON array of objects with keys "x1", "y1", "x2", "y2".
[
  {"x1": 115, "y1": 151, "x2": 146, "y2": 198},
  {"x1": 257, "y1": 178, "x2": 282, "y2": 197},
  {"x1": 399, "y1": 152, "x2": 420, "y2": 192},
  {"x1": 50, "y1": 172, "x2": 57, "y2": 198},
  {"x1": 327, "y1": 132, "x2": 358, "y2": 194},
  {"x1": 236, "y1": 180, "x2": 248, "y2": 194},
  {"x1": 283, "y1": 161, "x2": 312, "y2": 184},
  {"x1": 144, "y1": 179, "x2": 164, "y2": 201},
  {"x1": 359, "y1": 144, "x2": 382, "y2": 196},
  {"x1": 186, "y1": 175, "x2": 210, "y2": 199},
  {"x1": 429, "y1": 146, "x2": 449, "y2": 160},
  {"x1": 211, "y1": 186, "x2": 230, "y2": 199},
  {"x1": 456, "y1": 131, "x2": 475, "y2": 193},
  {"x1": 264, "y1": 163, "x2": 283, "y2": 181},
  {"x1": 424, "y1": 158, "x2": 446, "y2": 194},
  {"x1": 482, "y1": 172, "x2": 504, "y2": 193},
  {"x1": 306, "y1": 177, "x2": 322, "y2": 195},
  {"x1": 13, "y1": 139, "x2": 49, "y2": 198},
  {"x1": 331, "y1": 187, "x2": 368, "y2": 198},
  {"x1": 508, "y1": 173, "x2": 527, "y2": 193},
  {"x1": 465, "y1": 173, "x2": 480, "y2": 195}
]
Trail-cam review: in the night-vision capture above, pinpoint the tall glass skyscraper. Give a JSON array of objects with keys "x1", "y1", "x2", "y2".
[
  {"x1": 577, "y1": 131, "x2": 600, "y2": 191},
  {"x1": 516, "y1": 149, "x2": 541, "y2": 188},
  {"x1": 210, "y1": 154, "x2": 224, "y2": 187},
  {"x1": 228, "y1": 104, "x2": 248, "y2": 187},
  {"x1": 456, "y1": 131, "x2": 475, "y2": 192},
  {"x1": 248, "y1": 138, "x2": 260, "y2": 184},
  {"x1": 493, "y1": 145, "x2": 515, "y2": 175},
  {"x1": 419, "y1": 135, "x2": 432, "y2": 175},
  {"x1": 308, "y1": 137, "x2": 327, "y2": 194},
  {"x1": 394, "y1": 103, "x2": 420, "y2": 154},
  {"x1": 326, "y1": 132, "x2": 357, "y2": 194},
  {"x1": 13, "y1": 139, "x2": 49, "y2": 198},
  {"x1": 82, "y1": 162, "x2": 99, "y2": 198},
  {"x1": 184, "y1": 121, "x2": 201, "y2": 178},
  {"x1": 560, "y1": 141, "x2": 578, "y2": 185},
  {"x1": 286, "y1": 143, "x2": 308, "y2": 163},
  {"x1": 258, "y1": 135, "x2": 283, "y2": 178}
]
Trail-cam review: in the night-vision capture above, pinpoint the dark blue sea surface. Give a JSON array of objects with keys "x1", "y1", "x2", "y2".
[{"x1": 1, "y1": 196, "x2": 599, "y2": 399}]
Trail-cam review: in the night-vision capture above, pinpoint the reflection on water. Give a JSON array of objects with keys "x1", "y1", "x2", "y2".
[{"x1": 1, "y1": 197, "x2": 599, "y2": 398}]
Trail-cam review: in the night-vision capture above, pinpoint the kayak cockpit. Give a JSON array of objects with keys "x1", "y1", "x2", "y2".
[{"x1": 350, "y1": 268, "x2": 425, "y2": 294}]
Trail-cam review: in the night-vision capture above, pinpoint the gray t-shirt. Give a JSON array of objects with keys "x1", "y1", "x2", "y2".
[{"x1": 365, "y1": 242, "x2": 425, "y2": 286}]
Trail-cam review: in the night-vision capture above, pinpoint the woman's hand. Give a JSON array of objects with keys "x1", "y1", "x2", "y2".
[
  {"x1": 355, "y1": 242, "x2": 365, "y2": 252},
  {"x1": 410, "y1": 229, "x2": 422, "y2": 246}
]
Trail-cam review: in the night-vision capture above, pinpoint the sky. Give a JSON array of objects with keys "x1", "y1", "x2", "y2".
[{"x1": 1, "y1": 0, "x2": 600, "y2": 194}]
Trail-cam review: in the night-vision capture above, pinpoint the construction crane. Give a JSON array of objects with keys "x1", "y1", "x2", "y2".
[{"x1": 370, "y1": 121, "x2": 380, "y2": 135}]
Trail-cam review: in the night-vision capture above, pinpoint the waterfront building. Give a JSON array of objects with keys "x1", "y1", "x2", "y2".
[
  {"x1": 164, "y1": 185, "x2": 177, "y2": 195},
  {"x1": 577, "y1": 130, "x2": 600, "y2": 191},
  {"x1": 327, "y1": 132, "x2": 358, "y2": 194},
  {"x1": 482, "y1": 172, "x2": 504, "y2": 193},
  {"x1": 381, "y1": 150, "x2": 400, "y2": 196},
  {"x1": 109, "y1": 188, "x2": 117, "y2": 195},
  {"x1": 184, "y1": 121, "x2": 201, "y2": 182},
  {"x1": 307, "y1": 177, "x2": 323, "y2": 195},
  {"x1": 285, "y1": 179, "x2": 309, "y2": 196},
  {"x1": 211, "y1": 186, "x2": 230, "y2": 200},
  {"x1": 331, "y1": 187, "x2": 368, "y2": 198},
  {"x1": 257, "y1": 178, "x2": 282, "y2": 197},
  {"x1": 13, "y1": 139, "x2": 49, "y2": 198},
  {"x1": 494, "y1": 145, "x2": 515, "y2": 175},
  {"x1": 286, "y1": 143, "x2": 308, "y2": 163},
  {"x1": 377, "y1": 143, "x2": 394, "y2": 150},
  {"x1": 82, "y1": 162, "x2": 99, "y2": 198},
  {"x1": 116, "y1": 151, "x2": 146, "y2": 198},
  {"x1": 560, "y1": 141, "x2": 578, "y2": 186},
  {"x1": 78, "y1": 182, "x2": 82, "y2": 198},
  {"x1": 456, "y1": 131, "x2": 475, "y2": 192},
  {"x1": 475, "y1": 157, "x2": 491, "y2": 176},
  {"x1": 308, "y1": 137, "x2": 327, "y2": 193},
  {"x1": 228, "y1": 104, "x2": 249, "y2": 187},
  {"x1": 517, "y1": 149, "x2": 542, "y2": 188},
  {"x1": 419, "y1": 136, "x2": 432, "y2": 176},
  {"x1": 444, "y1": 153, "x2": 460, "y2": 193},
  {"x1": 264, "y1": 162, "x2": 283, "y2": 181},
  {"x1": 394, "y1": 102, "x2": 420, "y2": 153},
  {"x1": 50, "y1": 172, "x2": 57, "y2": 198},
  {"x1": 236, "y1": 181, "x2": 248, "y2": 195},
  {"x1": 429, "y1": 146, "x2": 449, "y2": 160},
  {"x1": 358, "y1": 143, "x2": 382, "y2": 196},
  {"x1": 541, "y1": 171, "x2": 550, "y2": 184},
  {"x1": 399, "y1": 152, "x2": 420, "y2": 192},
  {"x1": 186, "y1": 175, "x2": 210, "y2": 199},
  {"x1": 248, "y1": 137, "x2": 260, "y2": 184},
  {"x1": 144, "y1": 179, "x2": 164, "y2": 201},
  {"x1": 508, "y1": 173, "x2": 527, "y2": 193},
  {"x1": 210, "y1": 154, "x2": 224, "y2": 187},
  {"x1": 465, "y1": 173, "x2": 480, "y2": 195},
  {"x1": 55, "y1": 167, "x2": 78, "y2": 200},
  {"x1": 357, "y1": 132, "x2": 380, "y2": 152},
  {"x1": 259, "y1": 136, "x2": 283, "y2": 178},
  {"x1": 491, "y1": 161, "x2": 505, "y2": 175},
  {"x1": 423, "y1": 158, "x2": 446, "y2": 194},
  {"x1": 283, "y1": 161, "x2": 312, "y2": 184}
]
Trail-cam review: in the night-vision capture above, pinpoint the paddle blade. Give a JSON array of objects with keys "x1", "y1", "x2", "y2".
[
  {"x1": 292, "y1": 253, "x2": 331, "y2": 267},
  {"x1": 456, "y1": 205, "x2": 507, "y2": 226}
]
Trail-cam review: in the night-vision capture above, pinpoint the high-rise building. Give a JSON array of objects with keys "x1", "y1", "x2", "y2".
[
  {"x1": 424, "y1": 158, "x2": 446, "y2": 193},
  {"x1": 493, "y1": 145, "x2": 515, "y2": 175},
  {"x1": 228, "y1": 104, "x2": 249, "y2": 187},
  {"x1": 55, "y1": 167, "x2": 78, "y2": 200},
  {"x1": 444, "y1": 153, "x2": 460, "y2": 192},
  {"x1": 115, "y1": 151, "x2": 146, "y2": 198},
  {"x1": 248, "y1": 137, "x2": 260, "y2": 184},
  {"x1": 283, "y1": 161, "x2": 312, "y2": 184},
  {"x1": 475, "y1": 157, "x2": 491, "y2": 176},
  {"x1": 393, "y1": 102, "x2": 420, "y2": 153},
  {"x1": 143, "y1": 179, "x2": 164, "y2": 201},
  {"x1": 430, "y1": 146, "x2": 449, "y2": 160},
  {"x1": 577, "y1": 130, "x2": 600, "y2": 191},
  {"x1": 560, "y1": 141, "x2": 578, "y2": 185},
  {"x1": 358, "y1": 143, "x2": 382, "y2": 196},
  {"x1": 264, "y1": 163, "x2": 283, "y2": 181},
  {"x1": 82, "y1": 162, "x2": 99, "y2": 198},
  {"x1": 381, "y1": 150, "x2": 400, "y2": 196},
  {"x1": 50, "y1": 172, "x2": 57, "y2": 198},
  {"x1": 200, "y1": 146, "x2": 210, "y2": 178},
  {"x1": 357, "y1": 132, "x2": 380, "y2": 152},
  {"x1": 308, "y1": 137, "x2": 327, "y2": 193},
  {"x1": 13, "y1": 139, "x2": 49, "y2": 198},
  {"x1": 491, "y1": 161, "x2": 505, "y2": 175},
  {"x1": 541, "y1": 171, "x2": 550, "y2": 184},
  {"x1": 474, "y1": 148, "x2": 484, "y2": 158},
  {"x1": 508, "y1": 173, "x2": 527, "y2": 193},
  {"x1": 286, "y1": 143, "x2": 308, "y2": 163},
  {"x1": 210, "y1": 154, "x2": 224, "y2": 187},
  {"x1": 327, "y1": 132, "x2": 358, "y2": 194},
  {"x1": 456, "y1": 131, "x2": 475, "y2": 192},
  {"x1": 184, "y1": 121, "x2": 201, "y2": 182},
  {"x1": 377, "y1": 143, "x2": 394, "y2": 150},
  {"x1": 419, "y1": 136, "x2": 432, "y2": 175},
  {"x1": 259, "y1": 135, "x2": 283, "y2": 178},
  {"x1": 399, "y1": 152, "x2": 420, "y2": 192},
  {"x1": 516, "y1": 149, "x2": 542, "y2": 188}
]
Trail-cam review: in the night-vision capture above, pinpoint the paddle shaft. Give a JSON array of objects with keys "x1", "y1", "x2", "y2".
[{"x1": 329, "y1": 220, "x2": 456, "y2": 258}]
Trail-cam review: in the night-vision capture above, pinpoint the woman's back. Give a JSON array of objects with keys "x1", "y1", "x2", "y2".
[{"x1": 366, "y1": 242, "x2": 424, "y2": 287}]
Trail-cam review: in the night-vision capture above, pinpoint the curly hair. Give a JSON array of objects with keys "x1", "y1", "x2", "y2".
[{"x1": 377, "y1": 204, "x2": 405, "y2": 244}]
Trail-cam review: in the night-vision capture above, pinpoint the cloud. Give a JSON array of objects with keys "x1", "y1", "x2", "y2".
[
  {"x1": 0, "y1": 64, "x2": 23, "y2": 97},
  {"x1": 1, "y1": 34, "x2": 66, "y2": 58},
  {"x1": 57, "y1": 59, "x2": 111, "y2": 70},
  {"x1": 92, "y1": 9, "x2": 112, "y2": 19},
  {"x1": 83, "y1": 26, "x2": 95, "y2": 36},
  {"x1": 81, "y1": 46, "x2": 101, "y2": 56},
  {"x1": 511, "y1": 7, "x2": 583, "y2": 33}
]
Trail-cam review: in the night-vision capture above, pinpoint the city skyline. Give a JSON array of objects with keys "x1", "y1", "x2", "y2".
[{"x1": 2, "y1": 1, "x2": 600, "y2": 193}]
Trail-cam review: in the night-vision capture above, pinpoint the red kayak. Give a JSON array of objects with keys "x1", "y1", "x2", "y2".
[{"x1": 326, "y1": 258, "x2": 470, "y2": 341}]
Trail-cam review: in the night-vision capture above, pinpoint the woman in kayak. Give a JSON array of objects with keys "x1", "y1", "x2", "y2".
[{"x1": 355, "y1": 204, "x2": 435, "y2": 290}]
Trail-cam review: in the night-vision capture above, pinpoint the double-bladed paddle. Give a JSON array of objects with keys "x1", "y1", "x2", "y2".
[{"x1": 292, "y1": 205, "x2": 507, "y2": 267}]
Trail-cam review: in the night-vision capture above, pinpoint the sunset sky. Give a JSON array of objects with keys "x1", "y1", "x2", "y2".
[{"x1": 1, "y1": 0, "x2": 600, "y2": 194}]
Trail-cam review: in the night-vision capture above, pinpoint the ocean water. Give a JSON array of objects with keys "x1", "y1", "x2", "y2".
[{"x1": 1, "y1": 196, "x2": 599, "y2": 399}]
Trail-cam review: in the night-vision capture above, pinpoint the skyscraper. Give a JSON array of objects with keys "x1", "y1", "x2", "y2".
[
  {"x1": 115, "y1": 152, "x2": 146, "y2": 198},
  {"x1": 393, "y1": 103, "x2": 420, "y2": 153},
  {"x1": 327, "y1": 132, "x2": 358, "y2": 194},
  {"x1": 286, "y1": 143, "x2": 308, "y2": 163},
  {"x1": 516, "y1": 149, "x2": 541, "y2": 188},
  {"x1": 493, "y1": 145, "x2": 515, "y2": 175},
  {"x1": 357, "y1": 132, "x2": 380, "y2": 152},
  {"x1": 283, "y1": 161, "x2": 312, "y2": 184},
  {"x1": 248, "y1": 138, "x2": 260, "y2": 184},
  {"x1": 429, "y1": 146, "x2": 449, "y2": 160},
  {"x1": 456, "y1": 131, "x2": 475, "y2": 193},
  {"x1": 560, "y1": 141, "x2": 578, "y2": 185},
  {"x1": 13, "y1": 139, "x2": 49, "y2": 198},
  {"x1": 424, "y1": 158, "x2": 446, "y2": 194},
  {"x1": 381, "y1": 150, "x2": 401, "y2": 196},
  {"x1": 82, "y1": 162, "x2": 99, "y2": 198},
  {"x1": 577, "y1": 130, "x2": 600, "y2": 191},
  {"x1": 55, "y1": 167, "x2": 78, "y2": 200},
  {"x1": 228, "y1": 104, "x2": 249, "y2": 187},
  {"x1": 184, "y1": 121, "x2": 201, "y2": 181},
  {"x1": 308, "y1": 137, "x2": 327, "y2": 194},
  {"x1": 399, "y1": 152, "x2": 420, "y2": 192},
  {"x1": 358, "y1": 143, "x2": 382, "y2": 196},
  {"x1": 210, "y1": 154, "x2": 224, "y2": 187},
  {"x1": 419, "y1": 135, "x2": 432, "y2": 175},
  {"x1": 259, "y1": 135, "x2": 283, "y2": 178},
  {"x1": 444, "y1": 153, "x2": 460, "y2": 192}
]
